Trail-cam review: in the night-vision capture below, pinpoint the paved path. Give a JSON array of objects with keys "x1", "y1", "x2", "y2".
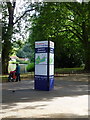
[{"x1": 1, "y1": 74, "x2": 89, "y2": 119}]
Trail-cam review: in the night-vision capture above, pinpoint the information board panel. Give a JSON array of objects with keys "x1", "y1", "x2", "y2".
[
  {"x1": 49, "y1": 41, "x2": 54, "y2": 90},
  {"x1": 35, "y1": 41, "x2": 54, "y2": 91},
  {"x1": 35, "y1": 53, "x2": 47, "y2": 65}
]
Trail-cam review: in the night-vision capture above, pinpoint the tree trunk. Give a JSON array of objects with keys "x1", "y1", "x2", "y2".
[
  {"x1": 2, "y1": 55, "x2": 9, "y2": 74},
  {"x1": 84, "y1": 42, "x2": 90, "y2": 72},
  {"x1": 2, "y1": 25, "x2": 13, "y2": 74},
  {"x1": 2, "y1": 2, "x2": 16, "y2": 74},
  {"x1": 82, "y1": 21, "x2": 90, "y2": 72}
]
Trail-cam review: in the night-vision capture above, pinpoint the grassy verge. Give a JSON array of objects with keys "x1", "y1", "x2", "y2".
[
  {"x1": 0, "y1": 67, "x2": 86, "y2": 83},
  {"x1": 0, "y1": 72, "x2": 34, "y2": 83},
  {"x1": 55, "y1": 67, "x2": 84, "y2": 74}
]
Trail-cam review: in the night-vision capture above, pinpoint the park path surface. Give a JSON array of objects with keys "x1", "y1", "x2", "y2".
[{"x1": 1, "y1": 74, "x2": 90, "y2": 119}]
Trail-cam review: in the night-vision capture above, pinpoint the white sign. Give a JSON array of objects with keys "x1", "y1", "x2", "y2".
[
  {"x1": 50, "y1": 41, "x2": 54, "y2": 48},
  {"x1": 35, "y1": 41, "x2": 48, "y2": 48},
  {"x1": 35, "y1": 65, "x2": 47, "y2": 75}
]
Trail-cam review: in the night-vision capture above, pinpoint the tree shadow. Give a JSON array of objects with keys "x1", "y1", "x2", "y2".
[
  {"x1": 2, "y1": 80, "x2": 88, "y2": 103},
  {"x1": 2, "y1": 74, "x2": 89, "y2": 118}
]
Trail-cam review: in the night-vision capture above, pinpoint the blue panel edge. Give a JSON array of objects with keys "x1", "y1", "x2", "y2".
[{"x1": 34, "y1": 75, "x2": 54, "y2": 91}]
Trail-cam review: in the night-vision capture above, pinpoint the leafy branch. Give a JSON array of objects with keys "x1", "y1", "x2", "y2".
[{"x1": 14, "y1": 8, "x2": 37, "y2": 25}]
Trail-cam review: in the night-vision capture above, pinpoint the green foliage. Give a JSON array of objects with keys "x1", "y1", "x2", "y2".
[
  {"x1": 26, "y1": 63, "x2": 34, "y2": 72},
  {"x1": 2, "y1": 1, "x2": 35, "y2": 74},
  {"x1": 2, "y1": 1, "x2": 90, "y2": 74},
  {"x1": 16, "y1": 43, "x2": 34, "y2": 62},
  {"x1": 55, "y1": 67, "x2": 84, "y2": 74},
  {"x1": 28, "y1": 2, "x2": 90, "y2": 68},
  {"x1": 55, "y1": 37, "x2": 85, "y2": 68},
  {"x1": 16, "y1": 49, "x2": 25, "y2": 58}
]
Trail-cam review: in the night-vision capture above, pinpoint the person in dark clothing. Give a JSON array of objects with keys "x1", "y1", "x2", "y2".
[{"x1": 15, "y1": 63, "x2": 21, "y2": 82}]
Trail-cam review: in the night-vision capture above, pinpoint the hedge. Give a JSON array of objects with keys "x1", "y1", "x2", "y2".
[{"x1": 26, "y1": 63, "x2": 34, "y2": 72}]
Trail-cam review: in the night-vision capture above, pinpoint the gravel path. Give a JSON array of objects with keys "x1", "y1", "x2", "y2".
[{"x1": 1, "y1": 74, "x2": 89, "y2": 119}]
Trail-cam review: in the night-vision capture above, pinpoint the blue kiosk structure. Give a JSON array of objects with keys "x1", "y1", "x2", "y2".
[{"x1": 34, "y1": 41, "x2": 54, "y2": 91}]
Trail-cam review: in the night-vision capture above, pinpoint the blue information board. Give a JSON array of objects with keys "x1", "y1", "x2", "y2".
[{"x1": 35, "y1": 41, "x2": 54, "y2": 91}]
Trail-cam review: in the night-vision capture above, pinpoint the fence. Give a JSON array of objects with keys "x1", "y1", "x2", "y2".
[{"x1": 8, "y1": 64, "x2": 28, "y2": 73}]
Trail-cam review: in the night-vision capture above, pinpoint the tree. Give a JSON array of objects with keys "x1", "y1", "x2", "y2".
[
  {"x1": 16, "y1": 43, "x2": 34, "y2": 62},
  {"x1": 64, "y1": 2, "x2": 90, "y2": 71},
  {"x1": 2, "y1": 1, "x2": 16, "y2": 74},
  {"x1": 2, "y1": 1, "x2": 37, "y2": 74},
  {"x1": 28, "y1": 2, "x2": 90, "y2": 71}
]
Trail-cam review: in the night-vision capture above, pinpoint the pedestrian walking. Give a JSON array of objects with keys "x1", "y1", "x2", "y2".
[{"x1": 15, "y1": 63, "x2": 21, "y2": 82}]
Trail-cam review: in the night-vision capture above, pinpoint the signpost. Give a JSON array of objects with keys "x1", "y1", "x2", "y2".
[{"x1": 35, "y1": 41, "x2": 54, "y2": 91}]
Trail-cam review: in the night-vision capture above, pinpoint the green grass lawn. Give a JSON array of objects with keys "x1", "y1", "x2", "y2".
[{"x1": 55, "y1": 67, "x2": 84, "y2": 74}]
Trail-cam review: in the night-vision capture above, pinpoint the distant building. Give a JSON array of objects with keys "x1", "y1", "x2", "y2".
[
  {"x1": 9, "y1": 56, "x2": 29, "y2": 62},
  {"x1": 9, "y1": 56, "x2": 18, "y2": 62},
  {"x1": 9, "y1": 56, "x2": 28, "y2": 73},
  {"x1": 18, "y1": 58, "x2": 29, "y2": 61}
]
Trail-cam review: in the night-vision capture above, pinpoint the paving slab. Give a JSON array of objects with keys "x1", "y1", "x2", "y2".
[{"x1": 1, "y1": 74, "x2": 89, "y2": 119}]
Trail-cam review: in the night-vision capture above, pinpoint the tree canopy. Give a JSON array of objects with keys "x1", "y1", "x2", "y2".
[
  {"x1": 28, "y1": 2, "x2": 90, "y2": 70},
  {"x1": 16, "y1": 43, "x2": 34, "y2": 62},
  {"x1": 1, "y1": 1, "x2": 90, "y2": 74}
]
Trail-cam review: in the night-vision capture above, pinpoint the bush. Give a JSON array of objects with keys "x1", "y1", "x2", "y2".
[{"x1": 26, "y1": 63, "x2": 34, "y2": 72}]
